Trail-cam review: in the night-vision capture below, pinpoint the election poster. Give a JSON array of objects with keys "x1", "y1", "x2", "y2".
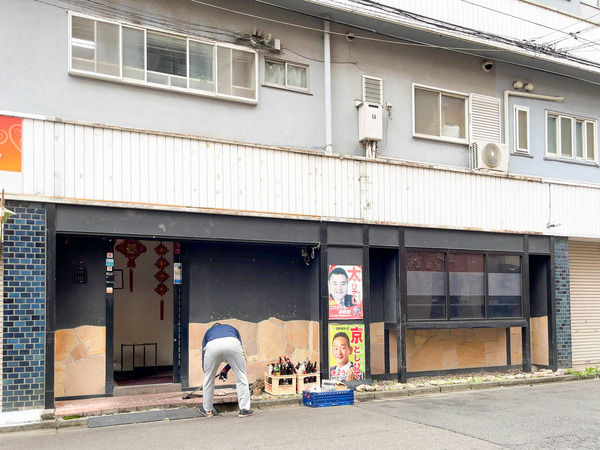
[
  {"x1": 329, "y1": 323, "x2": 365, "y2": 382},
  {"x1": 328, "y1": 265, "x2": 363, "y2": 320}
]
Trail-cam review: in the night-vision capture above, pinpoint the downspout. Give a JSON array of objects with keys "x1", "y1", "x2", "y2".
[
  {"x1": 324, "y1": 18, "x2": 333, "y2": 153},
  {"x1": 503, "y1": 90, "x2": 563, "y2": 146}
]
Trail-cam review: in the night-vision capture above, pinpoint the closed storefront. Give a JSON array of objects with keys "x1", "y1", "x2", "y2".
[{"x1": 569, "y1": 241, "x2": 600, "y2": 367}]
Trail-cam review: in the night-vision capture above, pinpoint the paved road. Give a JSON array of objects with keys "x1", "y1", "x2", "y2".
[{"x1": 1, "y1": 379, "x2": 599, "y2": 449}]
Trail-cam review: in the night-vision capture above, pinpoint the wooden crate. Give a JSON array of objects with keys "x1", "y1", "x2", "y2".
[
  {"x1": 264, "y1": 372, "x2": 297, "y2": 396},
  {"x1": 296, "y1": 373, "x2": 321, "y2": 393}
]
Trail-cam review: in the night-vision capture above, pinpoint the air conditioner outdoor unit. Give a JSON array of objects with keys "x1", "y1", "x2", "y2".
[{"x1": 469, "y1": 141, "x2": 508, "y2": 173}]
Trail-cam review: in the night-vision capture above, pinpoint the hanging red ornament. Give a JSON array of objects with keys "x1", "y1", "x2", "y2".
[
  {"x1": 154, "y1": 242, "x2": 170, "y2": 321},
  {"x1": 115, "y1": 239, "x2": 147, "y2": 292}
]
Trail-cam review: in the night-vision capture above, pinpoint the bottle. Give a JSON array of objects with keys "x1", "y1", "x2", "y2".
[{"x1": 274, "y1": 362, "x2": 280, "y2": 376}]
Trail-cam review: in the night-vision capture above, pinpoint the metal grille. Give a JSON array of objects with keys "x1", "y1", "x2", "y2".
[{"x1": 88, "y1": 408, "x2": 201, "y2": 428}]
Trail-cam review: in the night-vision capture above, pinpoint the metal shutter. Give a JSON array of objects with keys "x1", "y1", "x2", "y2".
[
  {"x1": 469, "y1": 93, "x2": 501, "y2": 143},
  {"x1": 569, "y1": 240, "x2": 600, "y2": 367}
]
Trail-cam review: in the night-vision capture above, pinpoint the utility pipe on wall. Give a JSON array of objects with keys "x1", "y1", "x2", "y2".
[
  {"x1": 503, "y1": 90, "x2": 563, "y2": 146},
  {"x1": 324, "y1": 18, "x2": 333, "y2": 153}
]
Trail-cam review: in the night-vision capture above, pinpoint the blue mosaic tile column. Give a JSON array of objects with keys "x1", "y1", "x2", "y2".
[
  {"x1": 554, "y1": 237, "x2": 572, "y2": 368},
  {"x1": 2, "y1": 202, "x2": 46, "y2": 410}
]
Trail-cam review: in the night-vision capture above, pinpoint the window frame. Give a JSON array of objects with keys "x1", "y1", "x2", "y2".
[
  {"x1": 263, "y1": 58, "x2": 309, "y2": 93},
  {"x1": 514, "y1": 105, "x2": 530, "y2": 154},
  {"x1": 405, "y1": 249, "x2": 524, "y2": 324},
  {"x1": 545, "y1": 110, "x2": 597, "y2": 163},
  {"x1": 412, "y1": 83, "x2": 469, "y2": 145},
  {"x1": 68, "y1": 12, "x2": 258, "y2": 104}
]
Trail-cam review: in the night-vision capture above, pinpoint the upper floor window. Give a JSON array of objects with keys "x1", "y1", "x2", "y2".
[
  {"x1": 69, "y1": 13, "x2": 257, "y2": 103},
  {"x1": 546, "y1": 111, "x2": 597, "y2": 163},
  {"x1": 264, "y1": 59, "x2": 308, "y2": 92},
  {"x1": 413, "y1": 84, "x2": 468, "y2": 144},
  {"x1": 514, "y1": 105, "x2": 530, "y2": 154}
]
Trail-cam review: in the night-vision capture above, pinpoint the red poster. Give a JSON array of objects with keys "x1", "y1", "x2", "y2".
[{"x1": 328, "y1": 265, "x2": 363, "y2": 320}]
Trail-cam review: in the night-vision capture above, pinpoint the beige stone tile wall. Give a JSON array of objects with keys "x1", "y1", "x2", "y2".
[
  {"x1": 370, "y1": 322, "x2": 398, "y2": 374},
  {"x1": 189, "y1": 318, "x2": 319, "y2": 387},
  {"x1": 55, "y1": 326, "x2": 106, "y2": 397},
  {"x1": 406, "y1": 328, "x2": 509, "y2": 372},
  {"x1": 510, "y1": 327, "x2": 523, "y2": 365},
  {"x1": 531, "y1": 316, "x2": 549, "y2": 366}
]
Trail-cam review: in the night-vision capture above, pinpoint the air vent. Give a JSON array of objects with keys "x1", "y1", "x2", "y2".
[{"x1": 363, "y1": 76, "x2": 383, "y2": 105}]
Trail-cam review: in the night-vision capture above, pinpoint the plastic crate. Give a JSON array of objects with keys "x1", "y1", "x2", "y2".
[{"x1": 302, "y1": 389, "x2": 354, "y2": 407}]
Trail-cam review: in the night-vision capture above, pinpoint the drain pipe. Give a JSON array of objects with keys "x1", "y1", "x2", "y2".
[
  {"x1": 503, "y1": 90, "x2": 563, "y2": 145},
  {"x1": 324, "y1": 17, "x2": 333, "y2": 153}
]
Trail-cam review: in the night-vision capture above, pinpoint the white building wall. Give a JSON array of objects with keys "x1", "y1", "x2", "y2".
[{"x1": 4, "y1": 115, "x2": 600, "y2": 239}]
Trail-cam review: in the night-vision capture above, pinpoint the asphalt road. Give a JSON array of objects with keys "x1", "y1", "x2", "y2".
[{"x1": 1, "y1": 379, "x2": 599, "y2": 449}]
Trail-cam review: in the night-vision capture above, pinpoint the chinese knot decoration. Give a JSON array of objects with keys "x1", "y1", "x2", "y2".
[
  {"x1": 115, "y1": 239, "x2": 147, "y2": 292},
  {"x1": 154, "y1": 242, "x2": 170, "y2": 321}
]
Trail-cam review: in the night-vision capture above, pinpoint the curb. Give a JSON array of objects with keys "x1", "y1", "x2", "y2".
[{"x1": 0, "y1": 375, "x2": 592, "y2": 433}]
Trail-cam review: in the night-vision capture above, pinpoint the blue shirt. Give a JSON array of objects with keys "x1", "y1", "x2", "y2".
[{"x1": 202, "y1": 324, "x2": 242, "y2": 368}]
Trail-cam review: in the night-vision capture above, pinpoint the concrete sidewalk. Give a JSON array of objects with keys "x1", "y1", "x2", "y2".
[{"x1": 0, "y1": 374, "x2": 587, "y2": 433}]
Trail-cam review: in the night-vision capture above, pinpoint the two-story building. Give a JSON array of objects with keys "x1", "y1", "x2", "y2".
[{"x1": 1, "y1": 0, "x2": 599, "y2": 412}]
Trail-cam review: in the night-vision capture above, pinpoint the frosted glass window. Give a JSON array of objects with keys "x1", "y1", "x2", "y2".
[
  {"x1": 406, "y1": 251, "x2": 446, "y2": 320},
  {"x1": 71, "y1": 16, "x2": 119, "y2": 76},
  {"x1": 586, "y1": 122, "x2": 596, "y2": 161},
  {"x1": 189, "y1": 41, "x2": 214, "y2": 92},
  {"x1": 70, "y1": 13, "x2": 257, "y2": 102},
  {"x1": 449, "y1": 253, "x2": 484, "y2": 319},
  {"x1": 560, "y1": 116, "x2": 573, "y2": 157},
  {"x1": 287, "y1": 64, "x2": 307, "y2": 89},
  {"x1": 122, "y1": 27, "x2": 144, "y2": 80},
  {"x1": 414, "y1": 87, "x2": 466, "y2": 140},
  {"x1": 515, "y1": 107, "x2": 529, "y2": 153},
  {"x1": 265, "y1": 61, "x2": 285, "y2": 85},
  {"x1": 488, "y1": 255, "x2": 522, "y2": 318},
  {"x1": 547, "y1": 115, "x2": 557, "y2": 155}
]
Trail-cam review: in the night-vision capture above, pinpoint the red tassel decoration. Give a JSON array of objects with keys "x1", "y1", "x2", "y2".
[{"x1": 160, "y1": 298, "x2": 164, "y2": 321}]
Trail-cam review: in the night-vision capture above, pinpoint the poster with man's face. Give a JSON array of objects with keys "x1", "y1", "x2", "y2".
[
  {"x1": 328, "y1": 265, "x2": 363, "y2": 320},
  {"x1": 329, "y1": 324, "x2": 365, "y2": 382}
]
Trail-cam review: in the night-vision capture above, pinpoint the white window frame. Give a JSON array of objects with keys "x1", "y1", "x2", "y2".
[
  {"x1": 514, "y1": 105, "x2": 530, "y2": 154},
  {"x1": 68, "y1": 12, "x2": 258, "y2": 104},
  {"x1": 263, "y1": 58, "x2": 309, "y2": 93},
  {"x1": 412, "y1": 83, "x2": 469, "y2": 145},
  {"x1": 545, "y1": 110, "x2": 597, "y2": 163}
]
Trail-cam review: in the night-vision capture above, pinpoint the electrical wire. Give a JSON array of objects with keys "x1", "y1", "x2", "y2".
[{"x1": 33, "y1": 0, "x2": 600, "y2": 86}]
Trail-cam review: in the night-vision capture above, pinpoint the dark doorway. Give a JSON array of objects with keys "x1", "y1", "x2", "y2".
[
  {"x1": 369, "y1": 248, "x2": 398, "y2": 378},
  {"x1": 529, "y1": 255, "x2": 551, "y2": 369}
]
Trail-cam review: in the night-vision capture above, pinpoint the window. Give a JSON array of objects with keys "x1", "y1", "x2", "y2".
[
  {"x1": 514, "y1": 106, "x2": 530, "y2": 154},
  {"x1": 69, "y1": 13, "x2": 257, "y2": 103},
  {"x1": 264, "y1": 59, "x2": 308, "y2": 92},
  {"x1": 546, "y1": 111, "x2": 597, "y2": 163},
  {"x1": 406, "y1": 251, "x2": 523, "y2": 321},
  {"x1": 413, "y1": 85, "x2": 467, "y2": 143}
]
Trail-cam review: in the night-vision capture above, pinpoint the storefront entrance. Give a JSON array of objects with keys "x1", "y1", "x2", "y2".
[{"x1": 112, "y1": 239, "x2": 179, "y2": 389}]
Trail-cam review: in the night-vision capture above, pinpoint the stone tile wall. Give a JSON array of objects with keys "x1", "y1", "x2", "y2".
[
  {"x1": 189, "y1": 318, "x2": 319, "y2": 387},
  {"x1": 2, "y1": 202, "x2": 46, "y2": 410},
  {"x1": 55, "y1": 326, "x2": 106, "y2": 397},
  {"x1": 554, "y1": 238, "x2": 572, "y2": 368},
  {"x1": 407, "y1": 328, "x2": 508, "y2": 372}
]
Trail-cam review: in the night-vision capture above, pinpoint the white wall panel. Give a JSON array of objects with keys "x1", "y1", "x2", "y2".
[{"x1": 9, "y1": 118, "x2": 600, "y2": 239}]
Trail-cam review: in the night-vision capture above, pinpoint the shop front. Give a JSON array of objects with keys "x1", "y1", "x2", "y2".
[{"x1": 44, "y1": 204, "x2": 556, "y2": 405}]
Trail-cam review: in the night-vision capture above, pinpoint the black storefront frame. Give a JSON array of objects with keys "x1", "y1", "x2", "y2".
[{"x1": 45, "y1": 204, "x2": 558, "y2": 405}]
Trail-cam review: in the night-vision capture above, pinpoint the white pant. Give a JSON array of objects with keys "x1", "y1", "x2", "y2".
[{"x1": 202, "y1": 336, "x2": 251, "y2": 411}]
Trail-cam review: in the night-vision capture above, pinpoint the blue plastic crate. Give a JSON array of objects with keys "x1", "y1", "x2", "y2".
[{"x1": 302, "y1": 389, "x2": 354, "y2": 407}]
